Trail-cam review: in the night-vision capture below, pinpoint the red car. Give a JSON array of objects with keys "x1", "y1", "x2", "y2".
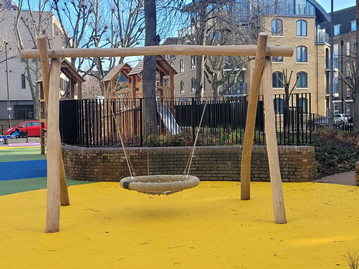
[{"x1": 4, "y1": 121, "x2": 46, "y2": 137}]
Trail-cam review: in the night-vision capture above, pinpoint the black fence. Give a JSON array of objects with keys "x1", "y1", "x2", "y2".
[
  {"x1": 0, "y1": 125, "x2": 6, "y2": 135},
  {"x1": 59, "y1": 94, "x2": 313, "y2": 147}
]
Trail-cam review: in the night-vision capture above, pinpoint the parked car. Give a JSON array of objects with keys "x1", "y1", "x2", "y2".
[
  {"x1": 334, "y1": 114, "x2": 350, "y2": 122},
  {"x1": 4, "y1": 121, "x2": 46, "y2": 137},
  {"x1": 307, "y1": 116, "x2": 344, "y2": 130}
]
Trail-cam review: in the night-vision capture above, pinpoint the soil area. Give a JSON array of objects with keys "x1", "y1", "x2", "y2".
[{"x1": 311, "y1": 131, "x2": 359, "y2": 179}]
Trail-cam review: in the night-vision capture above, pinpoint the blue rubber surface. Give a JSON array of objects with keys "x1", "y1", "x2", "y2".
[{"x1": 0, "y1": 160, "x2": 47, "y2": 181}]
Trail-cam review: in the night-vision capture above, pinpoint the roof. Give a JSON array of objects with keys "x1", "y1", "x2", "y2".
[
  {"x1": 61, "y1": 59, "x2": 86, "y2": 83},
  {"x1": 102, "y1": 63, "x2": 133, "y2": 82},
  {"x1": 183, "y1": 0, "x2": 331, "y2": 23},
  {"x1": 128, "y1": 55, "x2": 177, "y2": 76},
  {"x1": 162, "y1": 38, "x2": 178, "y2": 45},
  {"x1": 308, "y1": 0, "x2": 331, "y2": 23},
  {"x1": 1, "y1": 0, "x2": 17, "y2": 10},
  {"x1": 320, "y1": 6, "x2": 356, "y2": 35},
  {"x1": 37, "y1": 59, "x2": 85, "y2": 83}
]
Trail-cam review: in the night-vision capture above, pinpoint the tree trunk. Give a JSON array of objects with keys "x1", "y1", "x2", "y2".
[
  {"x1": 212, "y1": 76, "x2": 219, "y2": 101},
  {"x1": 195, "y1": 55, "x2": 203, "y2": 99},
  {"x1": 142, "y1": 0, "x2": 158, "y2": 135},
  {"x1": 355, "y1": 0, "x2": 359, "y2": 133}
]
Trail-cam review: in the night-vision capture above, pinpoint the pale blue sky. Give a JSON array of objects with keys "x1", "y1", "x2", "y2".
[{"x1": 316, "y1": 0, "x2": 356, "y2": 12}]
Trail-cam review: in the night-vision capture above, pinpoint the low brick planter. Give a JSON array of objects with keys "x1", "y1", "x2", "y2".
[
  {"x1": 355, "y1": 162, "x2": 359, "y2": 186},
  {"x1": 62, "y1": 145, "x2": 315, "y2": 182}
]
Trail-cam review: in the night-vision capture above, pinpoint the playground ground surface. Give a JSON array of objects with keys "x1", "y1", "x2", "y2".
[{"x1": 0, "y1": 145, "x2": 358, "y2": 269}]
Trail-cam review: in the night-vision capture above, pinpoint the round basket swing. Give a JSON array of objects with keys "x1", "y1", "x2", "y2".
[{"x1": 114, "y1": 100, "x2": 208, "y2": 195}]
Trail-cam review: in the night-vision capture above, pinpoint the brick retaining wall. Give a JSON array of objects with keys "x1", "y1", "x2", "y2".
[
  {"x1": 62, "y1": 145, "x2": 315, "y2": 182},
  {"x1": 355, "y1": 162, "x2": 359, "y2": 186}
]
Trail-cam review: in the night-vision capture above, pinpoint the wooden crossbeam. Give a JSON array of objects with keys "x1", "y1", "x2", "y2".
[{"x1": 21, "y1": 44, "x2": 293, "y2": 59}]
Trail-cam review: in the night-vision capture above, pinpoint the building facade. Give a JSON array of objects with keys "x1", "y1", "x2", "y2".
[
  {"x1": 321, "y1": 6, "x2": 356, "y2": 117},
  {"x1": 0, "y1": 0, "x2": 64, "y2": 123},
  {"x1": 165, "y1": 0, "x2": 331, "y2": 116}
]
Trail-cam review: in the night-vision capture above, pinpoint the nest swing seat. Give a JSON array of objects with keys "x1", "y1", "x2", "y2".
[
  {"x1": 120, "y1": 175, "x2": 200, "y2": 195},
  {"x1": 115, "y1": 100, "x2": 208, "y2": 196}
]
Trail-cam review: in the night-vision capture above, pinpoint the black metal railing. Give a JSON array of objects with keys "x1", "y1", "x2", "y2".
[{"x1": 59, "y1": 94, "x2": 312, "y2": 147}]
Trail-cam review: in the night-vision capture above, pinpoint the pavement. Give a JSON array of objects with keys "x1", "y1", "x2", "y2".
[
  {"x1": 0, "y1": 137, "x2": 41, "y2": 147},
  {"x1": 314, "y1": 171, "x2": 356, "y2": 186},
  {"x1": 0, "y1": 143, "x2": 358, "y2": 268}
]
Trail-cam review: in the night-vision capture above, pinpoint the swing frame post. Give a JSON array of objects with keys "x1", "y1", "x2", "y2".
[
  {"x1": 240, "y1": 33, "x2": 268, "y2": 200},
  {"x1": 44, "y1": 36, "x2": 62, "y2": 233},
  {"x1": 25, "y1": 33, "x2": 292, "y2": 232},
  {"x1": 262, "y1": 56, "x2": 287, "y2": 224},
  {"x1": 37, "y1": 36, "x2": 70, "y2": 208}
]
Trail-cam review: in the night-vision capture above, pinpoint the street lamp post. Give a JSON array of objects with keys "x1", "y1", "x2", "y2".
[
  {"x1": 329, "y1": 0, "x2": 334, "y2": 131},
  {"x1": 4, "y1": 42, "x2": 11, "y2": 128}
]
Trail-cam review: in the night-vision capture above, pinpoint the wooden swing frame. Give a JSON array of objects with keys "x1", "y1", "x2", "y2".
[{"x1": 21, "y1": 32, "x2": 292, "y2": 233}]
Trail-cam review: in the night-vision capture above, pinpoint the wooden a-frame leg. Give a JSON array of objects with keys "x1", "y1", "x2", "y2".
[{"x1": 240, "y1": 33, "x2": 268, "y2": 200}]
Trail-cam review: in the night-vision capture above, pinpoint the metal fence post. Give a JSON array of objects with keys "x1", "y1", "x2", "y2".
[
  {"x1": 140, "y1": 98, "x2": 143, "y2": 147},
  {"x1": 191, "y1": 97, "x2": 195, "y2": 145}
]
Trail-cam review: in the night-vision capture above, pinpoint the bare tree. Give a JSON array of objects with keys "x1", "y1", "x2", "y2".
[
  {"x1": 339, "y1": 61, "x2": 358, "y2": 131},
  {"x1": 180, "y1": 0, "x2": 266, "y2": 99},
  {"x1": 275, "y1": 69, "x2": 299, "y2": 127},
  {"x1": 52, "y1": 0, "x2": 146, "y2": 96},
  {"x1": 13, "y1": 0, "x2": 53, "y2": 119},
  {"x1": 82, "y1": 74, "x2": 102, "y2": 99}
]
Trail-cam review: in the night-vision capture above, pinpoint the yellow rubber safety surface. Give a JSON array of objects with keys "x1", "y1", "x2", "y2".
[{"x1": 0, "y1": 181, "x2": 358, "y2": 269}]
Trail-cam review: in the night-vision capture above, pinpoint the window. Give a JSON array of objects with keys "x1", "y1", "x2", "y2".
[
  {"x1": 273, "y1": 98, "x2": 284, "y2": 114},
  {"x1": 191, "y1": 77, "x2": 196, "y2": 92},
  {"x1": 14, "y1": 105, "x2": 34, "y2": 119},
  {"x1": 334, "y1": 24, "x2": 341, "y2": 36},
  {"x1": 21, "y1": 74, "x2": 26, "y2": 89},
  {"x1": 333, "y1": 44, "x2": 339, "y2": 68},
  {"x1": 297, "y1": 72, "x2": 308, "y2": 88},
  {"x1": 296, "y1": 46, "x2": 307, "y2": 62},
  {"x1": 180, "y1": 59, "x2": 184, "y2": 73},
  {"x1": 191, "y1": 56, "x2": 196, "y2": 69},
  {"x1": 346, "y1": 42, "x2": 350, "y2": 56},
  {"x1": 271, "y1": 19, "x2": 283, "y2": 36},
  {"x1": 298, "y1": 98, "x2": 308, "y2": 113},
  {"x1": 296, "y1": 20, "x2": 307, "y2": 36},
  {"x1": 347, "y1": 104, "x2": 351, "y2": 114},
  {"x1": 351, "y1": 21, "x2": 356, "y2": 32},
  {"x1": 334, "y1": 105, "x2": 339, "y2": 114},
  {"x1": 272, "y1": 56, "x2": 283, "y2": 62},
  {"x1": 180, "y1": 80, "x2": 185, "y2": 94},
  {"x1": 347, "y1": 87, "x2": 351, "y2": 98},
  {"x1": 272, "y1": 71, "x2": 283, "y2": 88},
  {"x1": 346, "y1": 62, "x2": 351, "y2": 77}
]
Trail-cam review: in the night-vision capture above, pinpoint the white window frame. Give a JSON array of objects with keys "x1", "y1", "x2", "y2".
[
  {"x1": 334, "y1": 24, "x2": 341, "y2": 36},
  {"x1": 180, "y1": 59, "x2": 184, "y2": 73},
  {"x1": 334, "y1": 105, "x2": 339, "y2": 114},
  {"x1": 351, "y1": 21, "x2": 356, "y2": 32},
  {"x1": 191, "y1": 56, "x2": 196, "y2": 70},
  {"x1": 180, "y1": 80, "x2": 185, "y2": 95}
]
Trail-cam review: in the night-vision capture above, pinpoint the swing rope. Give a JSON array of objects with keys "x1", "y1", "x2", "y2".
[
  {"x1": 111, "y1": 97, "x2": 208, "y2": 195},
  {"x1": 183, "y1": 98, "x2": 208, "y2": 178},
  {"x1": 110, "y1": 103, "x2": 135, "y2": 178}
]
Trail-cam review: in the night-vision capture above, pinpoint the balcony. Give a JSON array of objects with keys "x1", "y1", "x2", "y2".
[
  {"x1": 326, "y1": 83, "x2": 339, "y2": 97},
  {"x1": 316, "y1": 29, "x2": 329, "y2": 44}
]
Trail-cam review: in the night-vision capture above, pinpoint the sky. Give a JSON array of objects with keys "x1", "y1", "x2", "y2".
[{"x1": 316, "y1": 0, "x2": 356, "y2": 12}]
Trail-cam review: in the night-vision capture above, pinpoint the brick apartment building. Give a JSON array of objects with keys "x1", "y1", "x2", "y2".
[
  {"x1": 321, "y1": 6, "x2": 357, "y2": 117},
  {"x1": 166, "y1": 0, "x2": 332, "y2": 116}
]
